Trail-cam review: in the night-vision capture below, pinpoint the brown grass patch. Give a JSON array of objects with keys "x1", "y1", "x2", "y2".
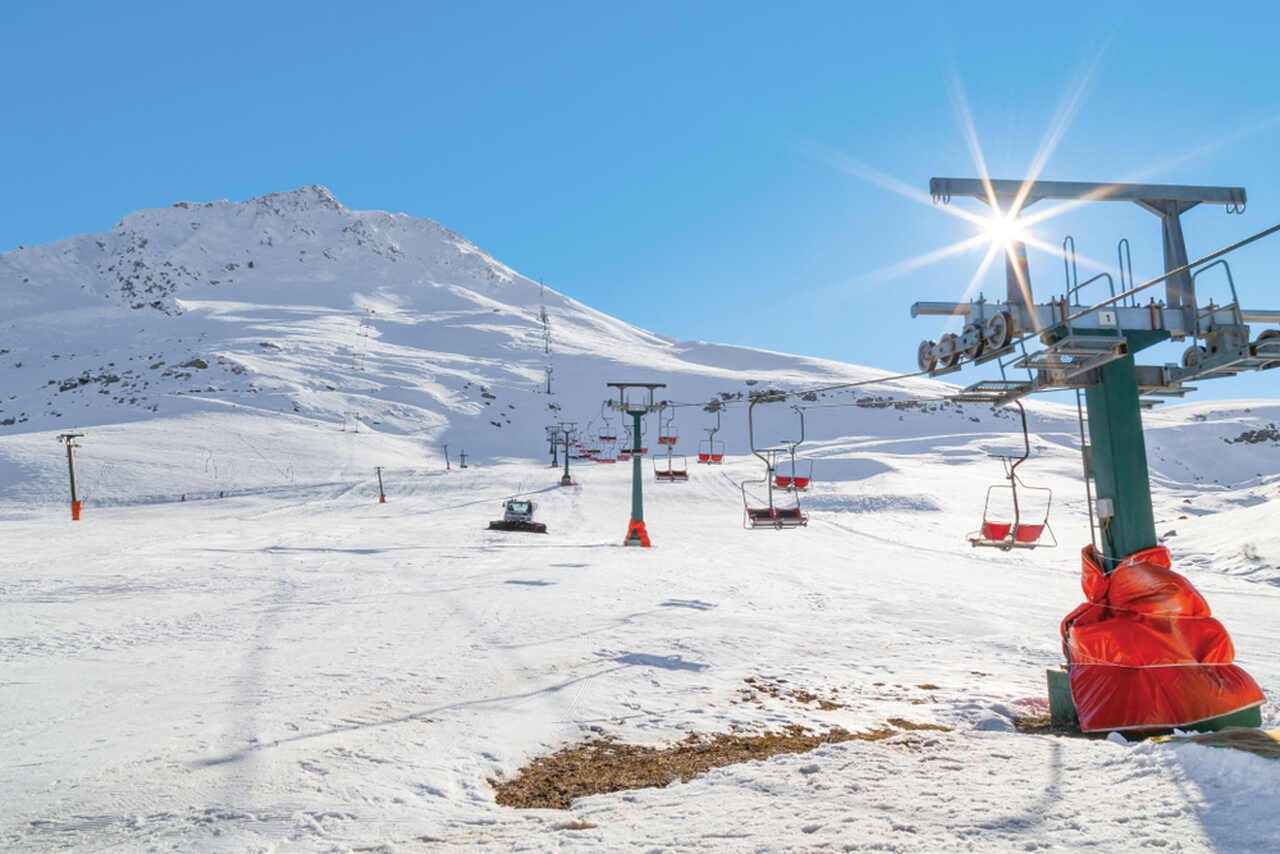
[
  {"x1": 886, "y1": 717, "x2": 951, "y2": 732},
  {"x1": 735, "y1": 676, "x2": 848, "y2": 711},
  {"x1": 491, "y1": 725, "x2": 895, "y2": 809},
  {"x1": 1011, "y1": 710, "x2": 1094, "y2": 737}
]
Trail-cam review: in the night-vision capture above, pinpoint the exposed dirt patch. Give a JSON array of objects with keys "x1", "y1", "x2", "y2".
[
  {"x1": 492, "y1": 725, "x2": 895, "y2": 809},
  {"x1": 735, "y1": 676, "x2": 847, "y2": 710},
  {"x1": 886, "y1": 717, "x2": 951, "y2": 732},
  {"x1": 1012, "y1": 710, "x2": 1094, "y2": 738},
  {"x1": 492, "y1": 715, "x2": 960, "y2": 810}
]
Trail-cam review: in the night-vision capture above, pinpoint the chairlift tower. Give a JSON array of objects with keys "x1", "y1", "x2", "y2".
[
  {"x1": 57, "y1": 433, "x2": 85, "y2": 520},
  {"x1": 911, "y1": 176, "x2": 1280, "y2": 732},
  {"x1": 546, "y1": 424, "x2": 560, "y2": 466},
  {"x1": 556, "y1": 421, "x2": 578, "y2": 486},
  {"x1": 607, "y1": 382, "x2": 666, "y2": 546}
]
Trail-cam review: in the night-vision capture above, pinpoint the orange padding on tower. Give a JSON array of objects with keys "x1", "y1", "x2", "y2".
[
  {"x1": 71, "y1": 500, "x2": 82, "y2": 521},
  {"x1": 623, "y1": 518, "x2": 651, "y2": 547},
  {"x1": 1061, "y1": 545, "x2": 1264, "y2": 733}
]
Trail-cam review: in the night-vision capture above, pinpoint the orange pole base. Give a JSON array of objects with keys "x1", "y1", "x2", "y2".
[
  {"x1": 623, "y1": 518, "x2": 651, "y2": 547},
  {"x1": 379, "y1": 494, "x2": 386, "y2": 503},
  {"x1": 71, "y1": 500, "x2": 82, "y2": 521}
]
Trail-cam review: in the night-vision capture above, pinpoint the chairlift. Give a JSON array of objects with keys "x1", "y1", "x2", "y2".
[
  {"x1": 657, "y1": 403, "x2": 678, "y2": 446},
  {"x1": 653, "y1": 454, "x2": 689, "y2": 482},
  {"x1": 621, "y1": 421, "x2": 648, "y2": 455},
  {"x1": 698, "y1": 409, "x2": 725, "y2": 464},
  {"x1": 772, "y1": 407, "x2": 814, "y2": 491},
  {"x1": 741, "y1": 397, "x2": 807, "y2": 529},
  {"x1": 598, "y1": 403, "x2": 618, "y2": 443},
  {"x1": 967, "y1": 400, "x2": 1057, "y2": 550}
]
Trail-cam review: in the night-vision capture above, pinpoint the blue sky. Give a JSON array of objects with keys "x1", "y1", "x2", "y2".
[{"x1": 5, "y1": 0, "x2": 1280, "y2": 400}]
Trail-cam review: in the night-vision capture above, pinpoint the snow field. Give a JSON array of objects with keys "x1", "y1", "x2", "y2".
[{"x1": 3, "y1": 410, "x2": 1279, "y2": 852}]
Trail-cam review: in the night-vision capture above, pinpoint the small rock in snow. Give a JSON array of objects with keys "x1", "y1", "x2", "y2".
[{"x1": 974, "y1": 716, "x2": 1012, "y2": 732}]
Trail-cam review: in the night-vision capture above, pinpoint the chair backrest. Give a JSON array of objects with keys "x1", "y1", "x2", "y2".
[
  {"x1": 1014, "y1": 524, "x2": 1043, "y2": 543},
  {"x1": 982, "y1": 521, "x2": 1012, "y2": 541}
]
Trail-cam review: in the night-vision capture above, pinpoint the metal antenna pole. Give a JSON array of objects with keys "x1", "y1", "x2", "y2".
[
  {"x1": 443, "y1": 444, "x2": 450, "y2": 471},
  {"x1": 58, "y1": 433, "x2": 84, "y2": 520},
  {"x1": 375, "y1": 465, "x2": 386, "y2": 503}
]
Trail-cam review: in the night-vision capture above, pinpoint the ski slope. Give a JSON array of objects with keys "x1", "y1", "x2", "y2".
[
  {"x1": 4, "y1": 409, "x2": 1280, "y2": 852},
  {"x1": 3, "y1": 187, "x2": 1280, "y2": 851}
]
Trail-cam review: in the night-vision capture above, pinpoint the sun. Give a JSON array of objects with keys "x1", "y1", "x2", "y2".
[{"x1": 984, "y1": 212, "x2": 1028, "y2": 249}]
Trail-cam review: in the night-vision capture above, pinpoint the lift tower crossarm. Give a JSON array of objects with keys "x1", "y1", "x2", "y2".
[
  {"x1": 932, "y1": 177, "x2": 1247, "y2": 311},
  {"x1": 929, "y1": 178, "x2": 1246, "y2": 209}
]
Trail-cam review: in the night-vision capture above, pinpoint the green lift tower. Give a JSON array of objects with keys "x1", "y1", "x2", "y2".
[
  {"x1": 910, "y1": 177, "x2": 1280, "y2": 731},
  {"x1": 606, "y1": 382, "x2": 666, "y2": 546}
]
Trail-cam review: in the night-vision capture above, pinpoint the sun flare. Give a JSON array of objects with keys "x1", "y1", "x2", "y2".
[{"x1": 984, "y1": 213, "x2": 1027, "y2": 249}]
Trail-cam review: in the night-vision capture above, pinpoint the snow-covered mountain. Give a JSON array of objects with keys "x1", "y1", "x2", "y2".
[
  {"x1": 0, "y1": 185, "x2": 976, "y2": 501},
  {"x1": 0, "y1": 185, "x2": 950, "y2": 442}
]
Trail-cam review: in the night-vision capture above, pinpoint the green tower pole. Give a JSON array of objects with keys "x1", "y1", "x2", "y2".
[
  {"x1": 624, "y1": 410, "x2": 647, "y2": 545},
  {"x1": 1083, "y1": 348, "x2": 1159, "y2": 565}
]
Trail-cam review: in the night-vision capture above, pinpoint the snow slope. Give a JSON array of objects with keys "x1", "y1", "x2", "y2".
[
  {"x1": 3, "y1": 444, "x2": 1280, "y2": 852},
  {"x1": 0, "y1": 185, "x2": 955, "y2": 465},
  {"x1": 3, "y1": 188, "x2": 1280, "y2": 852}
]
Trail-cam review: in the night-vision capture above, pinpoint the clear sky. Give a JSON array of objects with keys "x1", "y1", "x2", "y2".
[{"x1": 6, "y1": 0, "x2": 1280, "y2": 400}]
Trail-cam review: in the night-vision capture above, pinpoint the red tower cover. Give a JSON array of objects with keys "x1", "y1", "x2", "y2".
[{"x1": 1061, "y1": 545, "x2": 1264, "y2": 733}]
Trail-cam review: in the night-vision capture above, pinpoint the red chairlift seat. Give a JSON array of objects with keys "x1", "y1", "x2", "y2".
[
  {"x1": 698, "y1": 436, "x2": 725, "y2": 464},
  {"x1": 982, "y1": 522, "x2": 1012, "y2": 541},
  {"x1": 1014, "y1": 524, "x2": 1044, "y2": 543},
  {"x1": 745, "y1": 506, "x2": 807, "y2": 528},
  {"x1": 966, "y1": 401, "x2": 1056, "y2": 551},
  {"x1": 968, "y1": 485, "x2": 1056, "y2": 550},
  {"x1": 775, "y1": 458, "x2": 812, "y2": 492},
  {"x1": 653, "y1": 455, "x2": 689, "y2": 483}
]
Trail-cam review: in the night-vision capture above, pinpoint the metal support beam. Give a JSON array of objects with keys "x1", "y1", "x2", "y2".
[{"x1": 930, "y1": 177, "x2": 1246, "y2": 209}]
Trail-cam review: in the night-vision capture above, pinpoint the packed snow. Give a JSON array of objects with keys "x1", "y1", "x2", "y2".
[{"x1": 3, "y1": 188, "x2": 1279, "y2": 852}]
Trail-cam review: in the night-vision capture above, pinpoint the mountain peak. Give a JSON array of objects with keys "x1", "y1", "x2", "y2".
[{"x1": 248, "y1": 184, "x2": 345, "y2": 213}]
